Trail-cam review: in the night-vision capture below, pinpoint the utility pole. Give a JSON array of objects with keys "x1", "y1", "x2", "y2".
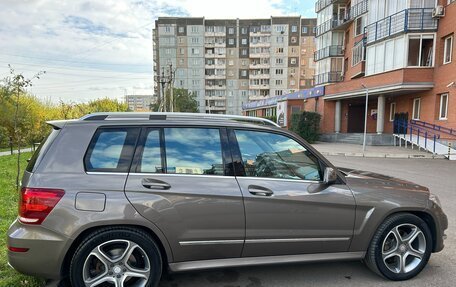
[{"x1": 154, "y1": 64, "x2": 176, "y2": 112}]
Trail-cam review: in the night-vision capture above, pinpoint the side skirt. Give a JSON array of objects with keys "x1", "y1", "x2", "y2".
[{"x1": 168, "y1": 251, "x2": 365, "y2": 272}]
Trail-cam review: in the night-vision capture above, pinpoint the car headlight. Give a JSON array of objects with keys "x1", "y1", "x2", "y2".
[{"x1": 429, "y1": 193, "x2": 442, "y2": 208}]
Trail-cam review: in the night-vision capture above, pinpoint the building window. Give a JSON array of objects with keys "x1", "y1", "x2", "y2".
[
  {"x1": 165, "y1": 26, "x2": 171, "y2": 33},
  {"x1": 276, "y1": 47, "x2": 284, "y2": 54},
  {"x1": 352, "y1": 41, "x2": 364, "y2": 66},
  {"x1": 275, "y1": 69, "x2": 283, "y2": 75},
  {"x1": 312, "y1": 27, "x2": 316, "y2": 34},
  {"x1": 302, "y1": 26, "x2": 308, "y2": 33},
  {"x1": 389, "y1": 102, "x2": 396, "y2": 122},
  {"x1": 276, "y1": 36, "x2": 284, "y2": 43},
  {"x1": 241, "y1": 38, "x2": 247, "y2": 45},
  {"x1": 241, "y1": 27, "x2": 248, "y2": 34},
  {"x1": 275, "y1": 90, "x2": 283, "y2": 96},
  {"x1": 276, "y1": 58, "x2": 284, "y2": 64},
  {"x1": 228, "y1": 38, "x2": 234, "y2": 45},
  {"x1": 291, "y1": 36, "x2": 297, "y2": 43},
  {"x1": 354, "y1": 17, "x2": 364, "y2": 37},
  {"x1": 228, "y1": 27, "x2": 234, "y2": 34},
  {"x1": 191, "y1": 26, "x2": 198, "y2": 33},
  {"x1": 444, "y1": 35, "x2": 453, "y2": 64},
  {"x1": 439, "y1": 94, "x2": 449, "y2": 120},
  {"x1": 275, "y1": 79, "x2": 282, "y2": 85},
  {"x1": 290, "y1": 58, "x2": 297, "y2": 65},
  {"x1": 291, "y1": 25, "x2": 297, "y2": 33},
  {"x1": 191, "y1": 48, "x2": 199, "y2": 55},
  {"x1": 407, "y1": 35, "x2": 434, "y2": 67},
  {"x1": 412, "y1": 98, "x2": 421, "y2": 120},
  {"x1": 178, "y1": 26, "x2": 184, "y2": 33}
]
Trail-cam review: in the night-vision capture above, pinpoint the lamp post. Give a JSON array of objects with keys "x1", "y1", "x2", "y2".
[{"x1": 361, "y1": 84, "x2": 369, "y2": 153}]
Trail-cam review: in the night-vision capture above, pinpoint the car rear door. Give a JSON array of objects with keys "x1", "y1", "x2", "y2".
[
  {"x1": 124, "y1": 126, "x2": 245, "y2": 262},
  {"x1": 229, "y1": 128, "x2": 356, "y2": 257}
]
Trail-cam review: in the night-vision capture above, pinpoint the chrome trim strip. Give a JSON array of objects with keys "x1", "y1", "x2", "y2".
[
  {"x1": 169, "y1": 252, "x2": 366, "y2": 272},
  {"x1": 245, "y1": 237, "x2": 350, "y2": 244},
  {"x1": 239, "y1": 176, "x2": 321, "y2": 184},
  {"x1": 86, "y1": 172, "x2": 128, "y2": 175},
  {"x1": 128, "y1": 173, "x2": 234, "y2": 179},
  {"x1": 179, "y1": 240, "x2": 244, "y2": 246}
]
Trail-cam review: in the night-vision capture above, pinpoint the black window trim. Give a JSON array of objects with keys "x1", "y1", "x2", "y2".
[{"x1": 84, "y1": 126, "x2": 140, "y2": 173}]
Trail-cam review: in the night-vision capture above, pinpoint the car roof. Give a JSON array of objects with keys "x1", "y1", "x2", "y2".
[{"x1": 47, "y1": 112, "x2": 282, "y2": 131}]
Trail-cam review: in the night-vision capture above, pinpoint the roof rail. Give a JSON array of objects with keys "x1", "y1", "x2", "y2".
[{"x1": 80, "y1": 112, "x2": 280, "y2": 127}]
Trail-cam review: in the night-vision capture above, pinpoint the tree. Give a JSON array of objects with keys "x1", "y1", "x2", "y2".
[
  {"x1": 0, "y1": 65, "x2": 45, "y2": 189},
  {"x1": 152, "y1": 88, "x2": 199, "y2": 113}
]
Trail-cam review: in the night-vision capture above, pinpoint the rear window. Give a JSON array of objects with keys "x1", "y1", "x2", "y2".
[
  {"x1": 84, "y1": 128, "x2": 139, "y2": 172},
  {"x1": 26, "y1": 128, "x2": 60, "y2": 173}
]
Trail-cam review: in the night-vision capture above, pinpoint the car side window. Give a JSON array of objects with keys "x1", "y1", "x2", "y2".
[
  {"x1": 164, "y1": 128, "x2": 224, "y2": 175},
  {"x1": 85, "y1": 128, "x2": 138, "y2": 172},
  {"x1": 138, "y1": 129, "x2": 163, "y2": 173},
  {"x1": 235, "y1": 130, "x2": 322, "y2": 181}
]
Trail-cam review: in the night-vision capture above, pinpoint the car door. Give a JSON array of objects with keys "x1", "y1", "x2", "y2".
[
  {"x1": 124, "y1": 126, "x2": 245, "y2": 262},
  {"x1": 229, "y1": 128, "x2": 356, "y2": 257}
]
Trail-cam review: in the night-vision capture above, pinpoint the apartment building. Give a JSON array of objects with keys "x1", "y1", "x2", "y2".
[
  {"x1": 153, "y1": 17, "x2": 317, "y2": 115},
  {"x1": 313, "y1": 0, "x2": 456, "y2": 142},
  {"x1": 125, "y1": 94, "x2": 156, "y2": 112}
]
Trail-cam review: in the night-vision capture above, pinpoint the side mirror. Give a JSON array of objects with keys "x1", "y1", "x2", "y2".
[{"x1": 323, "y1": 167, "x2": 338, "y2": 185}]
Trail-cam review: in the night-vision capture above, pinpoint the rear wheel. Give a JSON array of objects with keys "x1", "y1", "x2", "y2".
[
  {"x1": 70, "y1": 227, "x2": 162, "y2": 287},
  {"x1": 365, "y1": 213, "x2": 432, "y2": 281}
]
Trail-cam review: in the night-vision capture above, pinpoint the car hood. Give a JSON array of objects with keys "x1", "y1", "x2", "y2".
[{"x1": 338, "y1": 167, "x2": 429, "y2": 195}]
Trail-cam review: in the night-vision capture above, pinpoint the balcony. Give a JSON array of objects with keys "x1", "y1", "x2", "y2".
[
  {"x1": 205, "y1": 85, "x2": 226, "y2": 90},
  {"x1": 314, "y1": 45, "x2": 344, "y2": 61},
  {"x1": 250, "y1": 73, "x2": 271, "y2": 79},
  {"x1": 316, "y1": 18, "x2": 348, "y2": 37},
  {"x1": 249, "y1": 63, "x2": 270, "y2": 69},
  {"x1": 250, "y1": 52, "x2": 270, "y2": 58},
  {"x1": 250, "y1": 42, "x2": 271, "y2": 48},
  {"x1": 205, "y1": 74, "x2": 226, "y2": 80},
  {"x1": 314, "y1": 71, "x2": 343, "y2": 86},
  {"x1": 315, "y1": 0, "x2": 348, "y2": 13},
  {"x1": 365, "y1": 8, "x2": 438, "y2": 45},
  {"x1": 347, "y1": 0, "x2": 368, "y2": 20}
]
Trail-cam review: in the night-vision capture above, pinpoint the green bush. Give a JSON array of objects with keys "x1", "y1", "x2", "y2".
[{"x1": 290, "y1": 111, "x2": 321, "y2": 143}]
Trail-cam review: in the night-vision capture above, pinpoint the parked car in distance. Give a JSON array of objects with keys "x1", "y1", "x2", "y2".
[{"x1": 7, "y1": 113, "x2": 447, "y2": 287}]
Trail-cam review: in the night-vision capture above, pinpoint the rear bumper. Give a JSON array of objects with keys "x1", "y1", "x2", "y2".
[{"x1": 7, "y1": 219, "x2": 71, "y2": 279}]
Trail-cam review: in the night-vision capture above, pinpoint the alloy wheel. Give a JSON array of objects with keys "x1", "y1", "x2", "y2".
[
  {"x1": 381, "y1": 223, "x2": 426, "y2": 274},
  {"x1": 82, "y1": 239, "x2": 151, "y2": 287}
]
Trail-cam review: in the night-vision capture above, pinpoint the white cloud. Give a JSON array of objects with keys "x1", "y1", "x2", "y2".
[{"x1": 0, "y1": 0, "x2": 315, "y2": 104}]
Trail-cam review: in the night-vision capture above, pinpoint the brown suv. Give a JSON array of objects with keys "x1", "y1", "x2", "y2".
[{"x1": 7, "y1": 113, "x2": 447, "y2": 286}]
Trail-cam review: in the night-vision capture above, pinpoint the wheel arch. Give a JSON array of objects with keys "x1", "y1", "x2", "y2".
[{"x1": 60, "y1": 224, "x2": 172, "y2": 278}]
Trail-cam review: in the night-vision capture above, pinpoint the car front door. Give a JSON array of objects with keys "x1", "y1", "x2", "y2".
[
  {"x1": 229, "y1": 128, "x2": 356, "y2": 257},
  {"x1": 125, "y1": 126, "x2": 245, "y2": 262}
]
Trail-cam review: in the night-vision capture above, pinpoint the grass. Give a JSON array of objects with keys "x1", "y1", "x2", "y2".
[{"x1": 0, "y1": 153, "x2": 44, "y2": 287}]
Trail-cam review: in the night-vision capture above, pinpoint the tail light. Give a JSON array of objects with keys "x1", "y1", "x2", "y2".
[{"x1": 19, "y1": 188, "x2": 65, "y2": 225}]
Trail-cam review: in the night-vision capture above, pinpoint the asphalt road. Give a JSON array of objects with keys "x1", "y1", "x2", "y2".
[{"x1": 159, "y1": 157, "x2": 456, "y2": 287}]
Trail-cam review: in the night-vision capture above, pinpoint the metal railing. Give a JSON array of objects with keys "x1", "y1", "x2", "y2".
[
  {"x1": 395, "y1": 119, "x2": 440, "y2": 154},
  {"x1": 365, "y1": 8, "x2": 438, "y2": 45},
  {"x1": 314, "y1": 71, "x2": 344, "y2": 86},
  {"x1": 314, "y1": 45, "x2": 344, "y2": 61},
  {"x1": 348, "y1": 0, "x2": 368, "y2": 20},
  {"x1": 410, "y1": 120, "x2": 456, "y2": 138}
]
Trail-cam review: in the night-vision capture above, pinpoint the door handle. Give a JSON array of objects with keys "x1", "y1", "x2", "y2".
[
  {"x1": 141, "y1": 178, "x2": 171, "y2": 190},
  {"x1": 248, "y1": 185, "x2": 273, "y2": 197}
]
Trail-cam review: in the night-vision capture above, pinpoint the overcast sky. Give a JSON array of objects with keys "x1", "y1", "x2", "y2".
[{"x1": 0, "y1": 0, "x2": 315, "y2": 104}]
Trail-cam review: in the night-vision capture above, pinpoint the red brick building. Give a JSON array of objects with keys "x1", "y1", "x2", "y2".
[{"x1": 314, "y1": 0, "x2": 456, "y2": 143}]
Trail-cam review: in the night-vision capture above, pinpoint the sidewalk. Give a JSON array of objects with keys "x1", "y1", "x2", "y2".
[
  {"x1": 312, "y1": 142, "x2": 444, "y2": 159},
  {"x1": 0, "y1": 147, "x2": 33, "y2": 157}
]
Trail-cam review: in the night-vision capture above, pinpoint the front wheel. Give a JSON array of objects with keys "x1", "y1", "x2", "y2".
[
  {"x1": 69, "y1": 227, "x2": 162, "y2": 287},
  {"x1": 365, "y1": 213, "x2": 433, "y2": 281}
]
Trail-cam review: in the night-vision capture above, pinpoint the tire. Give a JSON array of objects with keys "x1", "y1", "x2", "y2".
[
  {"x1": 69, "y1": 227, "x2": 162, "y2": 287},
  {"x1": 365, "y1": 213, "x2": 432, "y2": 281}
]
